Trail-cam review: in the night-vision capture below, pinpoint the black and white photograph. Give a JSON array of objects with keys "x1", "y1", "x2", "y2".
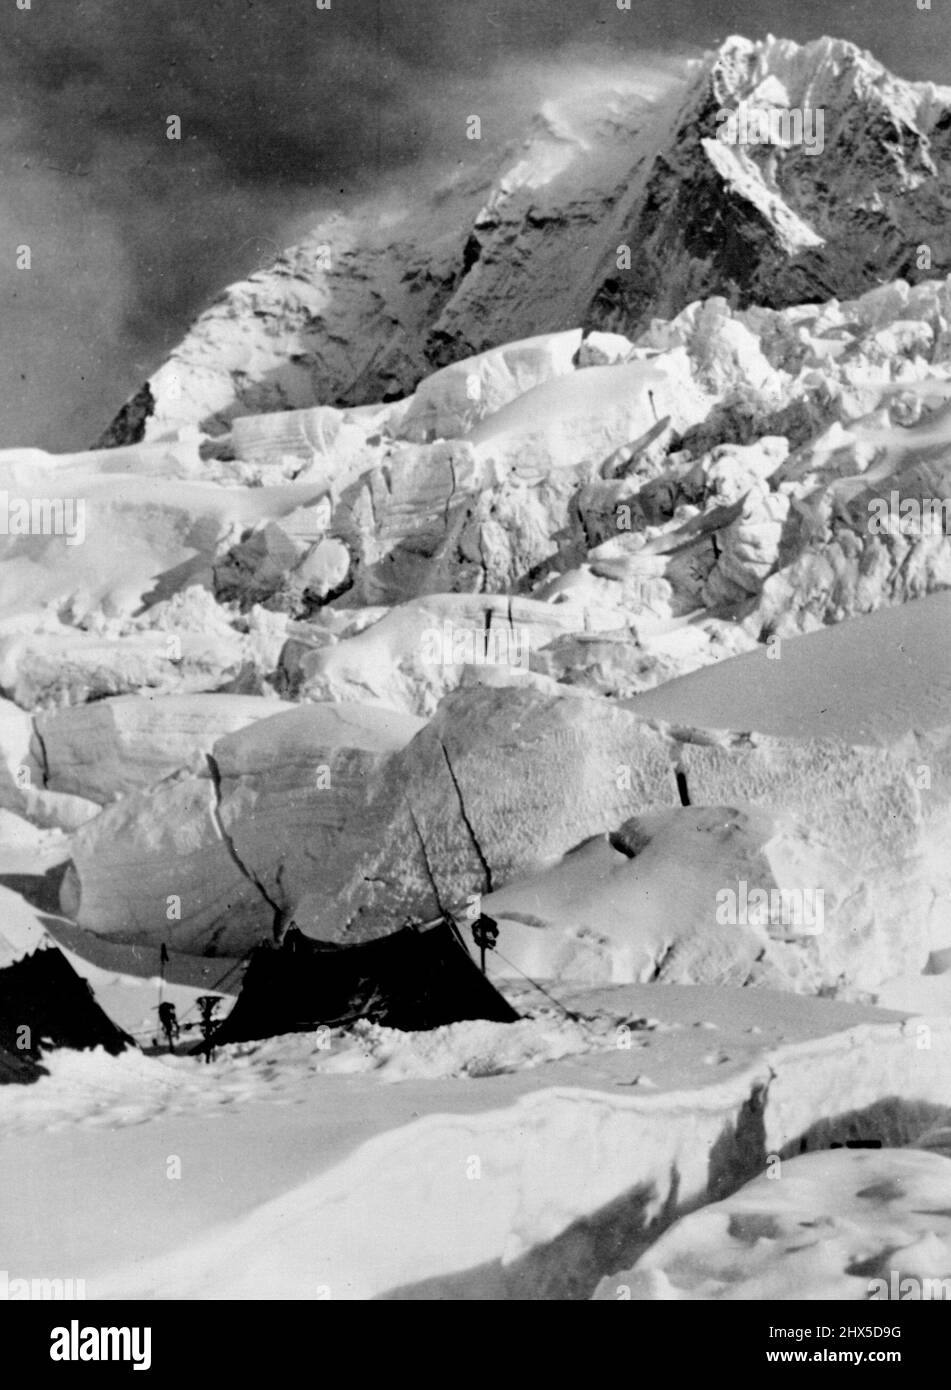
[{"x1": 1, "y1": 0, "x2": 951, "y2": 1337}]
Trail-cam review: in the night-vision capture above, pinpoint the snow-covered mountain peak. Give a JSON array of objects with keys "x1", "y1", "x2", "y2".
[{"x1": 103, "y1": 34, "x2": 951, "y2": 445}]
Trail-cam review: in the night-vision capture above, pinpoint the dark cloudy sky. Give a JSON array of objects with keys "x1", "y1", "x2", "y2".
[{"x1": 1, "y1": 0, "x2": 948, "y2": 450}]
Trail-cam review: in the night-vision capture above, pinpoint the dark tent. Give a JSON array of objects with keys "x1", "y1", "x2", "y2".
[
  {"x1": 204, "y1": 918, "x2": 519, "y2": 1048},
  {"x1": 0, "y1": 931, "x2": 131, "y2": 1084}
]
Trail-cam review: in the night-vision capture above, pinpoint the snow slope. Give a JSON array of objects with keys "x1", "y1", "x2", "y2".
[
  {"x1": 1, "y1": 995, "x2": 945, "y2": 1295},
  {"x1": 593, "y1": 1148, "x2": 951, "y2": 1301},
  {"x1": 628, "y1": 590, "x2": 951, "y2": 745},
  {"x1": 1, "y1": 977, "x2": 945, "y2": 1300}
]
